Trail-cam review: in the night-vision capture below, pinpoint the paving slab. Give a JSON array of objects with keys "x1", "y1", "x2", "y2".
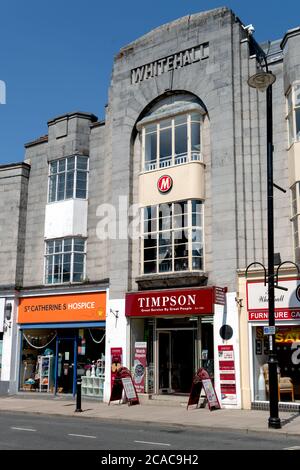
[{"x1": 0, "y1": 396, "x2": 299, "y2": 437}]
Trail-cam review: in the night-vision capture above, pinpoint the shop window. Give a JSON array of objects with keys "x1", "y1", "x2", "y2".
[
  {"x1": 0, "y1": 332, "x2": 3, "y2": 378},
  {"x1": 252, "y1": 326, "x2": 300, "y2": 402},
  {"x1": 48, "y1": 155, "x2": 89, "y2": 203},
  {"x1": 45, "y1": 237, "x2": 86, "y2": 284},
  {"x1": 286, "y1": 84, "x2": 300, "y2": 147},
  {"x1": 142, "y1": 200, "x2": 203, "y2": 275},
  {"x1": 142, "y1": 113, "x2": 202, "y2": 172},
  {"x1": 19, "y1": 328, "x2": 105, "y2": 396}
]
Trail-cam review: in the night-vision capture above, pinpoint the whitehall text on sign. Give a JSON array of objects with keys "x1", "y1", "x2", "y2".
[{"x1": 131, "y1": 43, "x2": 209, "y2": 84}]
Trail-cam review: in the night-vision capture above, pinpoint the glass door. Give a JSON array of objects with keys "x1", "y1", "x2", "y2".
[
  {"x1": 55, "y1": 337, "x2": 77, "y2": 395},
  {"x1": 158, "y1": 331, "x2": 172, "y2": 393}
]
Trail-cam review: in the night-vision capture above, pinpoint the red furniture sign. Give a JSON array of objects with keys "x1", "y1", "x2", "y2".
[
  {"x1": 125, "y1": 287, "x2": 226, "y2": 317},
  {"x1": 218, "y1": 345, "x2": 237, "y2": 404},
  {"x1": 157, "y1": 175, "x2": 173, "y2": 193},
  {"x1": 247, "y1": 278, "x2": 300, "y2": 321}
]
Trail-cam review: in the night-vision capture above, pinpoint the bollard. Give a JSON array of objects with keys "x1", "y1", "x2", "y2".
[{"x1": 75, "y1": 378, "x2": 83, "y2": 412}]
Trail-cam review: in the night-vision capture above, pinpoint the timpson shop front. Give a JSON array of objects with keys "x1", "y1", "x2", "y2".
[
  {"x1": 247, "y1": 277, "x2": 300, "y2": 408},
  {"x1": 17, "y1": 290, "x2": 106, "y2": 396},
  {"x1": 125, "y1": 286, "x2": 237, "y2": 402}
]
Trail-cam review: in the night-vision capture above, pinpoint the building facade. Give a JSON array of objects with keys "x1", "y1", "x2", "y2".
[{"x1": 1, "y1": 7, "x2": 300, "y2": 409}]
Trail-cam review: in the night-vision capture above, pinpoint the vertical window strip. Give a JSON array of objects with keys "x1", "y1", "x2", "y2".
[
  {"x1": 142, "y1": 200, "x2": 203, "y2": 274},
  {"x1": 48, "y1": 156, "x2": 88, "y2": 202},
  {"x1": 142, "y1": 113, "x2": 202, "y2": 171},
  {"x1": 45, "y1": 237, "x2": 86, "y2": 284}
]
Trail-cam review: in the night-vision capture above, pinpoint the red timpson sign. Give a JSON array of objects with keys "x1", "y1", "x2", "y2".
[{"x1": 125, "y1": 287, "x2": 227, "y2": 317}]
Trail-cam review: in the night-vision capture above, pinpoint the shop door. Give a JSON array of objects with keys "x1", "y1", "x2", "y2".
[
  {"x1": 55, "y1": 337, "x2": 77, "y2": 395},
  {"x1": 158, "y1": 332, "x2": 172, "y2": 393}
]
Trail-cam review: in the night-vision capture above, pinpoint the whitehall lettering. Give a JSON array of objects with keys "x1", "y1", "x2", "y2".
[
  {"x1": 131, "y1": 43, "x2": 209, "y2": 84},
  {"x1": 138, "y1": 294, "x2": 196, "y2": 308}
]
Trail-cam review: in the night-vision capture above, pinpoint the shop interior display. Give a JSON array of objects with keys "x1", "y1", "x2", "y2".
[
  {"x1": 262, "y1": 363, "x2": 295, "y2": 402},
  {"x1": 81, "y1": 356, "x2": 105, "y2": 398}
]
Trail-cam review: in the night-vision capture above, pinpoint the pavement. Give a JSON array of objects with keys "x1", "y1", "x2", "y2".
[{"x1": 0, "y1": 394, "x2": 300, "y2": 437}]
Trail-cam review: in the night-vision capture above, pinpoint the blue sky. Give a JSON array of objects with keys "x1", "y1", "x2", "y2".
[{"x1": 0, "y1": 0, "x2": 299, "y2": 164}]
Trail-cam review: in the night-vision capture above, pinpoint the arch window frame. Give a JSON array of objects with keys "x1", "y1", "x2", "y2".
[{"x1": 141, "y1": 112, "x2": 203, "y2": 172}]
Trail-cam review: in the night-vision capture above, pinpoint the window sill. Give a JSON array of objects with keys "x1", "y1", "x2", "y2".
[{"x1": 135, "y1": 271, "x2": 208, "y2": 290}]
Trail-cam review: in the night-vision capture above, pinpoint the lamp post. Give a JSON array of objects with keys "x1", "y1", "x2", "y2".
[{"x1": 248, "y1": 66, "x2": 281, "y2": 428}]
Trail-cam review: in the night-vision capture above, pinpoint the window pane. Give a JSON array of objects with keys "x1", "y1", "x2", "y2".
[
  {"x1": 159, "y1": 259, "x2": 172, "y2": 272},
  {"x1": 192, "y1": 257, "x2": 203, "y2": 270},
  {"x1": 160, "y1": 118, "x2": 172, "y2": 129},
  {"x1": 145, "y1": 123, "x2": 156, "y2": 134},
  {"x1": 192, "y1": 229, "x2": 202, "y2": 243},
  {"x1": 191, "y1": 122, "x2": 201, "y2": 152},
  {"x1": 190, "y1": 112, "x2": 201, "y2": 122},
  {"x1": 74, "y1": 253, "x2": 84, "y2": 264},
  {"x1": 67, "y1": 156, "x2": 75, "y2": 171},
  {"x1": 76, "y1": 171, "x2": 87, "y2": 198},
  {"x1": 144, "y1": 261, "x2": 156, "y2": 274},
  {"x1": 175, "y1": 123, "x2": 187, "y2": 156},
  {"x1": 144, "y1": 236, "x2": 157, "y2": 249},
  {"x1": 288, "y1": 114, "x2": 294, "y2": 145},
  {"x1": 54, "y1": 240, "x2": 62, "y2": 253},
  {"x1": 175, "y1": 114, "x2": 187, "y2": 125},
  {"x1": 192, "y1": 200, "x2": 202, "y2": 213},
  {"x1": 174, "y1": 258, "x2": 188, "y2": 271},
  {"x1": 159, "y1": 128, "x2": 172, "y2": 163},
  {"x1": 174, "y1": 243, "x2": 188, "y2": 259},
  {"x1": 145, "y1": 132, "x2": 157, "y2": 167},
  {"x1": 159, "y1": 231, "x2": 172, "y2": 245},
  {"x1": 73, "y1": 272, "x2": 84, "y2": 282},
  {"x1": 144, "y1": 206, "x2": 156, "y2": 221},
  {"x1": 74, "y1": 239, "x2": 85, "y2": 252},
  {"x1": 57, "y1": 173, "x2": 65, "y2": 200},
  {"x1": 76, "y1": 156, "x2": 88, "y2": 170},
  {"x1": 46, "y1": 241, "x2": 54, "y2": 254},
  {"x1": 173, "y1": 214, "x2": 186, "y2": 229},
  {"x1": 50, "y1": 161, "x2": 57, "y2": 175},
  {"x1": 53, "y1": 254, "x2": 62, "y2": 282},
  {"x1": 174, "y1": 229, "x2": 188, "y2": 243},
  {"x1": 159, "y1": 217, "x2": 171, "y2": 231},
  {"x1": 63, "y1": 239, "x2": 72, "y2": 252},
  {"x1": 174, "y1": 201, "x2": 188, "y2": 216},
  {"x1": 192, "y1": 213, "x2": 202, "y2": 227},
  {"x1": 48, "y1": 175, "x2": 57, "y2": 202},
  {"x1": 159, "y1": 245, "x2": 172, "y2": 259},
  {"x1": 144, "y1": 247, "x2": 157, "y2": 261},
  {"x1": 66, "y1": 171, "x2": 74, "y2": 198},
  {"x1": 192, "y1": 243, "x2": 202, "y2": 257},
  {"x1": 295, "y1": 85, "x2": 300, "y2": 107},
  {"x1": 58, "y1": 159, "x2": 66, "y2": 172},
  {"x1": 45, "y1": 257, "x2": 53, "y2": 282},
  {"x1": 144, "y1": 218, "x2": 157, "y2": 233},
  {"x1": 296, "y1": 108, "x2": 300, "y2": 140}
]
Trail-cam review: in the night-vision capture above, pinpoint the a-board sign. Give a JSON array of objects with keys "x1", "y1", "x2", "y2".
[
  {"x1": 109, "y1": 367, "x2": 140, "y2": 406},
  {"x1": 187, "y1": 368, "x2": 221, "y2": 411}
]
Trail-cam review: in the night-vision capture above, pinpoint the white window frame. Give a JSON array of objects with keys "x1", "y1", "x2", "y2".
[
  {"x1": 141, "y1": 200, "x2": 204, "y2": 275},
  {"x1": 286, "y1": 82, "x2": 300, "y2": 147},
  {"x1": 44, "y1": 237, "x2": 86, "y2": 285},
  {"x1": 141, "y1": 113, "x2": 202, "y2": 172},
  {"x1": 47, "y1": 155, "x2": 89, "y2": 203}
]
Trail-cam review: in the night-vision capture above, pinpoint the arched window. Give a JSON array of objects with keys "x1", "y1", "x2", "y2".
[{"x1": 137, "y1": 93, "x2": 206, "y2": 172}]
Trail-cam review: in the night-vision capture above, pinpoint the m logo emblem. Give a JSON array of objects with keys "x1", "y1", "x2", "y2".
[{"x1": 157, "y1": 175, "x2": 173, "y2": 193}]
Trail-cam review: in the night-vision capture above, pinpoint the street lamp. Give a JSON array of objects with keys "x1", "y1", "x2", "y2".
[{"x1": 248, "y1": 57, "x2": 281, "y2": 428}]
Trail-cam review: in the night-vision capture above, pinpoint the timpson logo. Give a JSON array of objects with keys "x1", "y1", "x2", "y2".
[
  {"x1": 157, "y1": 175, "x2": 173, "y2": 193},
  {"x1": 138, "y1": 294, "x2": 196, "y2": 308}
]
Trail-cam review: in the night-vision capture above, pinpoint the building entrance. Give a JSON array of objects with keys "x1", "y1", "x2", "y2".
[{"x1": 158, "y1": 329, "x2": 195, "y2": 394}]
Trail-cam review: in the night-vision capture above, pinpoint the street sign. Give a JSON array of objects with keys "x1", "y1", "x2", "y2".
[{"x1": 264, "y1": 326, "x2": 276, "y2": 335}]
